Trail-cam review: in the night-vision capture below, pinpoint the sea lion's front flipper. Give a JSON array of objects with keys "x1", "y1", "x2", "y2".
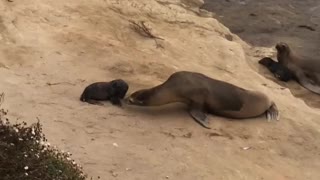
[
  {"x1": 110, "y1": 97, "x2": 122, "y2": 107},
  {"x1": 86, "y1": 99, "x2": 104, "y2": 106},
  {"x1": 189, "y1": 108, "x2": 211, "y2": 129}
]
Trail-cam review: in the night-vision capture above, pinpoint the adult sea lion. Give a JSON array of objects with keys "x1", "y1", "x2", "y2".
[
  {"x1": 125, "y1": 71, "x2": 279, "y2": 129},
  {"x1": 80, "y1": 79, "x2": 129, "y2": 106},
  {"x1": 276, "y1": 42, "x2": 320, "y2": 94},
  {"x1": 258, "y1": 57, "x2": 294, "y2": 82}
]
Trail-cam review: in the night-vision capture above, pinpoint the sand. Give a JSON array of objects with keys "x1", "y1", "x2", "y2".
[{"x1": 0, "y1": 0, "x2": 320, "y2": 179}]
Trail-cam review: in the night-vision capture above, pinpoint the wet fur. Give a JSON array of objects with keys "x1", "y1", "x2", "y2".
[
  {"x1": 80, "y1": 79, "x2": 129, "y2": 106},
  {"x1": 258, "y1": 57, "x2": 294, "y2": 82},
  {"x1": 276, "y1": 42, "x2": 320, "y2": 94}
]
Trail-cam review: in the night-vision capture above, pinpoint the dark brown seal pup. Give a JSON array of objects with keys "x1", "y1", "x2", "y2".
[
  {"x1": 276, "y1": 42, "x2": 320, "y2": 94},
  {"x1": 80, "y1": 79, "x2": 129, "y2": 106},
  {"x1": 259, "y1": 57, "x2": 294, "y2": 82},
  {"x1": 125, "y1": 71, "x2": 279, "y2": 129}
]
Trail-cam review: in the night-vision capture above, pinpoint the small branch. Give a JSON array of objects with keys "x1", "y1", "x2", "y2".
[
  {"x1": 46, "y1": 82, "x2": 76, "y2": 86},
  {"x1": 129, "y1": 20, "x2": 165, "y2": 49},
  {"x1": 129, "y1": 20, "x2": 164, "y2": 40},
  {"x1": 297, "y1": 25, "x2": 315, "y2": 31},
  {"x1": 213, "y1": 65, "x2": 233, "y2": 74}
]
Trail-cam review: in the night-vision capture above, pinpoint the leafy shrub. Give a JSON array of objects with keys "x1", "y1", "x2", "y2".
[{"x1": 0, "y1": 93, "x2": 88, "y2": 180}]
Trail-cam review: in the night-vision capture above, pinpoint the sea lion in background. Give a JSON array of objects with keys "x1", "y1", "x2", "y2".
[
  {"x1": 276, "y1": 42, "x2": 320, "y2": 94},
  {"x1": 259, "y1": 57, "x2": 294, "y2": 82},
  {"x1": 125, "y1": 71, "x2": 279, "y2": 129},
  {"x1": 80, "y1": 79, "x2": 129, "y2": 106}
]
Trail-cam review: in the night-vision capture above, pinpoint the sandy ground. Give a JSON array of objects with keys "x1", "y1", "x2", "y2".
[{"x1": 0, "y1": 0, "x2": 320, "y2": 179}]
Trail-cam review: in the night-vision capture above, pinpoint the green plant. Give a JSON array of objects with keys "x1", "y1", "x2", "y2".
[{"x1": 0, "y1": 93, "x2": 88, "y2": 180}]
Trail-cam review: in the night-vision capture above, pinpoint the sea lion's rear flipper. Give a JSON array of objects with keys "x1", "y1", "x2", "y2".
[
  {"x1": 266, "y1": 103, "x2": 280, "y2": 121},
  {"x1": 189, "y1": 108, "x2": 211, "y2": 129},
  {"x1": 86, "y1": 99, "x2": 104, "y2": 106},
  {"x1": 301, "y1": 82, "x2": 320, "y2": 95},
  {"x1": 296, "y1": 71, "x2": 320, "y2": 95}
]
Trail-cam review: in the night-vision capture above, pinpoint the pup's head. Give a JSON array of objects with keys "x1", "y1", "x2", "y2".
[
  {"x1": 110, "y1": 79, "x2": 129, "y2": 98},
  {"x1": 258, "y1": 57, "x2": 275, "y2": 67}
]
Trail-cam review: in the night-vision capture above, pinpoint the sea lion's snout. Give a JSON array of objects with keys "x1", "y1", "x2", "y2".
[
  {"x1": 124, "y1": 96, "x2": 142, "y2": 105},
  {"x1": 128, "y1": 97, "x2": 134, "y2": 104},
  {"x1": 124, "y1": 96, "x2": 144, "y2": 105},
  {"x1": 124, "y1": 96, "x2": 133, "y2": 104}
]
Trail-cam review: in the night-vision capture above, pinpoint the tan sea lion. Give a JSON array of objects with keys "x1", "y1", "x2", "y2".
[
  {"x1": 276, "y1": 42, "x2": 320, "y2": 94},
  {"x1": 125, "y1": 71, "x2": 279, "y2": 129}
]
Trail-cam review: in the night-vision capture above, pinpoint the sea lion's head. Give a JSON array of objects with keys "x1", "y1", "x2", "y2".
[
  {"x1": 125, "y1": 89, "x2": 153, "y2": 106},
  {"x1": 275, "y1": 42, "x2": 290, "y2": 53},
  {"x1": 110, "y1": 79, "x2": 129, "y2": 98},
  {"x1": 275, "y1": 42, "x2": 291, "y2": 64},
  {"x1": 258, "y1": 57, "x2": 275, "y2": 67}
]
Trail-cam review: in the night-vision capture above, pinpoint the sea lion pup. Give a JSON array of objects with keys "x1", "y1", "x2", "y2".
[
  {"x1": 125, "y1": 71, "x2": 279, "y2": 129},
  {"x1": 276, "y1": 42, "x2": 320, "y2": 94},
  {"x1": 80, "y1": 79, "x2": 129, "y2": 106},
  {"x1": 258, "y1": 57, "x2": 294, "y2": 82}
]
